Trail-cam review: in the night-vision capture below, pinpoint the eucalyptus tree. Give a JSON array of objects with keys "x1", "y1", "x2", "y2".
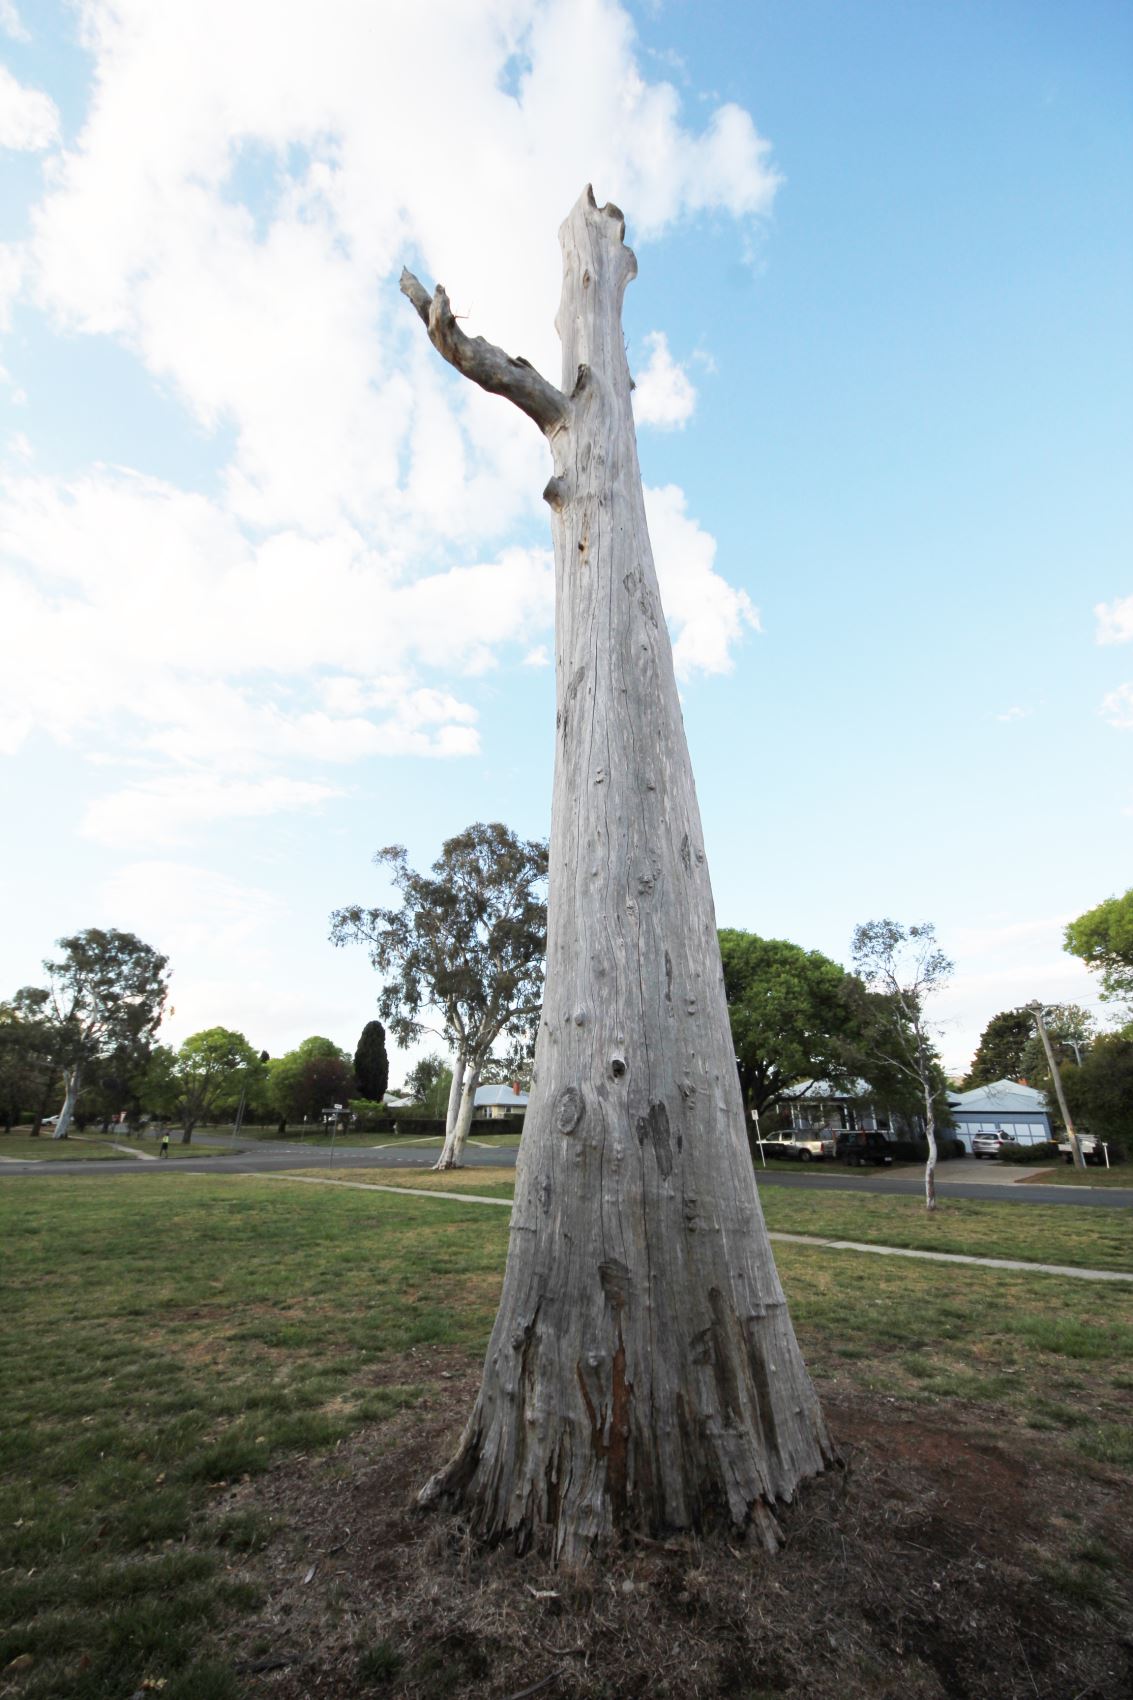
[
  {"x1": 851, "y1": 919, "x2": 953, "y2": 1211},
  {"x1": 43, "y1": 930, "x2": 169, "y2": 1140},
  {"x1": 331, "y1": 822, "x2": 548, "y2": 1169},
  {"x1": 395, "y1": 190, "x2": 832, "y2": 1561}
]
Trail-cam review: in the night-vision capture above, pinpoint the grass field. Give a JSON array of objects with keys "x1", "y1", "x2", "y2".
[
  {"x1": 299, "y1": 1165, "x2": 1133, "y2": 1272},
  {"x1": 235, "y1": 1127, "x2": 523, "y2": 1150},
  {"x1": 1, "y1": 1173, "x2": 1131, "y2": 1698},
  {"x1": 1018, "y1": 1165, "x2": 1132, "y2": 1188},
  {"x1": 0, "y1": 1134, "x2": 223, "y2": 1163}
]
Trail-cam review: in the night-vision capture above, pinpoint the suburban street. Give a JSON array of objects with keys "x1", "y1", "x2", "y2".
[{"x1": 2, "y1": 1138, "x2": 1131, "y2": 1209}]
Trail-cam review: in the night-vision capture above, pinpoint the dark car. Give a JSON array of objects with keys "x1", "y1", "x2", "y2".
[{"x1": 835, "y1": 1131, "x2": 895, "y2": 1168}]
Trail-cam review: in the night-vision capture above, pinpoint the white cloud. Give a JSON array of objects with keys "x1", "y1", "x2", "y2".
[
  {"x1": 26, "y1": 0, "x2": 778, "y2": 538},
  {"x1": 644, "y1": 483, "x2": 760, "y2": 676},
  {"x1": 633, "y1": 330, "x2": 696, "y2": 429},
  {"x1": 100, "y1": 859, "x2": 285, "y2": 962},
  {"x1": 994, "y1": 705, "x2": 1030, "y2": 722},
  {"x1": 0, "y1": 3, "x2": 30, "y2": 43},
  {"x1": 0, "y1": 63, "x2": 59, "y2": 151},
  {"x1": 1096, "y1": 595, "x2": 1133, "y2": 645},
  {"x1": 96, "y1": 858, "x2": 372, "y2": 1053},
  {"x1": 522, "y1": 645, "x2": 550, "y2": 667},
  {"x1": 3, "y1": 1, "x2": 778, "y2": 830},
  {"x1": 82, "y1": 774, "x2": 343, "y2": 849},
  {"x1": 1101, "y1": 682, "x2": 1133, "y2": 729}
]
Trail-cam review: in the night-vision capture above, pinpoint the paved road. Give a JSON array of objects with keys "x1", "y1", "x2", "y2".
[{"x1": 3, "y1": 1138, "x2": 1131, "y2": 1208}]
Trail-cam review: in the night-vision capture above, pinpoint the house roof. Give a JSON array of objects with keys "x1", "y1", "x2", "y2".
[
  {"x1": 947, "y1": 1079, "x2": 1048, "y2": 1113},
  {"x1": 474, "y1": 1084, "x2": 529, "y2": 1108}
]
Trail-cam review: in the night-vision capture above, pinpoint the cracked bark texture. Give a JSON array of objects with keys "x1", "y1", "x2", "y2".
[{"x1": 405, "y1": 188, "x2": 832, "y2": 1562}]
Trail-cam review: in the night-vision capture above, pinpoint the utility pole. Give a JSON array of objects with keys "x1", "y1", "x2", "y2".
[{"x1": 1030, "y1": 1003, "x2": 1085, "y2": 1171}]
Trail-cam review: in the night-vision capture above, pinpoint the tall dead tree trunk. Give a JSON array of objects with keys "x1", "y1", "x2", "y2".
[{"x1": 401, "y1": 188, "x2": 832, "y2": 1562}]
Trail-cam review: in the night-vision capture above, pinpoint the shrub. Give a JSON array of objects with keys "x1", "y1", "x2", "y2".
[
  {"x1": 349, "y1": 1098, "x2": 393, "y2": 1132},
  {"x1": 999, "y1": 1140, "x2": 1060, "y2": 1164},
  {"x1": 383, "y1": 1110, "x2": 448, "y2": 1136},
  {"x1": 890, "y1": 1139, "x2": 929, "y2": 1162}
]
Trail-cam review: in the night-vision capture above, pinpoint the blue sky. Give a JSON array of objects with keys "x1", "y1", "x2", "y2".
[{"x1": 1, "y1": 0, "x2": 1129, "y2": 1077}]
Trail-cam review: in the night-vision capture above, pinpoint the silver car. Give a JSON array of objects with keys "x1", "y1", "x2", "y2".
[{"x1": 971, "y1": 1130, "x2": 1016, "y2": 1158}]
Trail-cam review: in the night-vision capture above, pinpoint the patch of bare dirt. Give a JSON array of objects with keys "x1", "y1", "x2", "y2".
[{"x1": 210, "y1": 1353, "x2": 1133, "y2": 1700}]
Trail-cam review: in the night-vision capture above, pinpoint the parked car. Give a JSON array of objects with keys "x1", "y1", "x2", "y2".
[
  {"x1": 754, "y1": 1130, "x2": 836, "y2": 1162},
  {"x1": 835, "y1": 1131, "x2": 895, "y2": 1168},
  {"x1": 971, "y1": 1130, "x2": 1016, "y2": 1158}
]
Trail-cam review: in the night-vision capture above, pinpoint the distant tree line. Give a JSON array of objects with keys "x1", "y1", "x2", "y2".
[
  {"x1": 7, "y1": 879, "x2": 1127, "y2": 1158},
  {"x1": 0, "y1": 926, "x2": 389, "y2": 1145}
]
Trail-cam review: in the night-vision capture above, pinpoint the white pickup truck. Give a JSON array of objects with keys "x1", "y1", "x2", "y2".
[
  {"x1": 1057, "y1": 1134, "x2": 1104, "y2": 1165},
  {"x1": 754, "y1": 1130, "x2": 836, "y2": 1162}
]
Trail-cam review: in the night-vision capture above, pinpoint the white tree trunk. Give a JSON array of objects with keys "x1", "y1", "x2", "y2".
[
  {"x1": 53, "y1": 1067, "x2": 81, "y2": 1139},
  {"x1": 408, "y1": 189, "x2": 831, "y2": 1561},
  {"x1": 444, "y1": 1054, "x2": 466, "y2": 1139},
  {"x1": 435, "y1": 1062, "x2": 481, "y2": 1170},
  {"x1": 923, "y1": 1082, "x2": 938, "y2": 1213}
]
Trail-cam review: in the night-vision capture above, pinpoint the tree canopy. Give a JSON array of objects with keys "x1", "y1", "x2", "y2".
[
  {"x1": 851, "y1": 919, "x2": 953, "y2": 1210},
  {"x1": 1017, "y1": 1003, "x2": 1097, "y2": 1091},
  {"x1": 404, "y1": 1054, "x2": 452, "y2": 1113},
  {"x1": 1061, "y1": 1033, "x2": 1133, "y2": 1151},
  {"x1": 0, "y1": 989, "x2": 57, "y2": 1132},
  {"x1": 42, "y1": 929, "x2": 169, "y2": 1138},
  {"x1": 717, "y1": 930, "x2": 860, "y2": 1132},
  {"x1": 173, "y1": 1027, "x2": 265, "y2": 1139},
  {"x1": 331, "y1": 823, "x2": 548, "y2": 1071},
  {"x1": 964, "y1": 1007, "x2": 1034, "y2": 1087},
  {"x1": 1064, "y1": 889, "x2": 1133, "y2": 1005},
  {"x1": 267, "y1": 1037, "x2": 354, "y2": 1126},
  {"x1": 353, "y1": 1020, "x2": 389, "y2": 1103}
]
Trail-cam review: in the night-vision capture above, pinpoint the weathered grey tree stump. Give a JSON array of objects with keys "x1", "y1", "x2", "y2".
[{"x1": 402, "y1": 188, "x2": 832, "y2": 1562}]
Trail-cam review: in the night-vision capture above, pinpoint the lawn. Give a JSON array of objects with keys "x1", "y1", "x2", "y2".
[
  {"x1": 1018, "y1": 1165, "x2": 1132, "y2": 1188},
  {"x1": 0, "y1": 1134, "x2": 224, "y2": 1163},
  {"x1": 308, "y1": 1165, "x2": 1133, "y2": 1272},
  {"x1": 234, "y1": 1127, "x2": 523, "y2": 1150},
  {"x1": 1, "y1": 1174, "x2": 1131, "y2": 1699}
]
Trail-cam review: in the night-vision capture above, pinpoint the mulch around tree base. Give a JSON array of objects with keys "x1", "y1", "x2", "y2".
[{"x1": 213, "y1": 1351, "x2": 1133, "y2": 1700}]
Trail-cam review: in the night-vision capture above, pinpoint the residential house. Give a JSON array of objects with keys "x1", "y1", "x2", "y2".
[
  {"x1": 946, "y1": 1079, "x2": 1052, "y2": 1151},
  {"x1": 473, "y1": 1083, "x2": 528, "y2": 1121}
]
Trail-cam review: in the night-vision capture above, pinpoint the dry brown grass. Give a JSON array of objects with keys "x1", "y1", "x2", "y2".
[{"x1": 214, "y1": 1348, "x2": 1133, "y2": 1700}]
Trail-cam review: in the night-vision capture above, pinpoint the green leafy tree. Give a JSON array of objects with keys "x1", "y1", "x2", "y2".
[
  {"x1": 0, "y1": 990, "x2": 58, "y2": 1133},
  {"x1": 267, "y1": 1037, "x2": 354, "y2": 1129},
  {"x1": 851, "y1": 920, "x2": 953, "y2": 1212},
  {"x1": 1065, "y1": 889, "x2": 1133, "y2": 1005},
  {"x1": 404, "y1": 1054, "x2": 452, "y2": 1114},
  {"x1": 717, "y1": 931, "x2": 861, "y2": 1144},
  {"x1": 43, "y1": 930, "x2": 170, "y2": 1139},
  {"x1": 964, "y1": 1007, "x2": 1035, "y2": 1087},
  {"x1": 353, "y1": 1020, "x2": 389, "y2": 1103},
  {"x1": 139, "y1": 1044, "x2": 181, "y2": 1122},
  {"x1": 1061, "y1": 1034, "x2": 1133, "y2": 1153},
  {"x1": 173, "y1": 1027, "x2": 265, "y2": 1142},
  {"x1": 331, "y1": 822, "x2": 548, "y2": 1168},
  {"x1": 1017, "y1": 1003, "x2": 1097, "y2": 1097}
]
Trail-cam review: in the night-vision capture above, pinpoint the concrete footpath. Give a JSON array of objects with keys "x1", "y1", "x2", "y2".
[{"x1": 248, "y1": 1172, "x2": 1133, "y2": 1286}]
